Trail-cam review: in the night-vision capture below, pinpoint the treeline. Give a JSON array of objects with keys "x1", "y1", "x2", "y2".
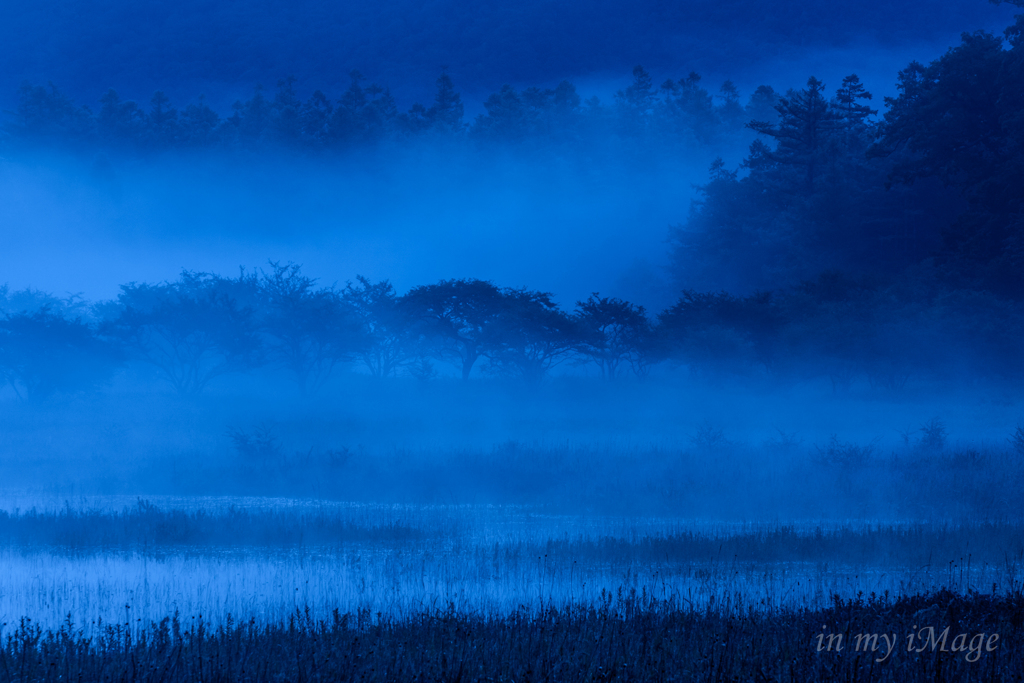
[
  {"x1": 2, "y1": 265, "x2": 1023, "y2": 399},
  {"x1": 3, "y1": 0, "x2": 1001, "y2": 102},
  {"x1": 6, "y1": 68, "x2": 773, "y2": 153},
  {"x1": 674, "y1": 7, "x2": 1024, "y2": 298}
]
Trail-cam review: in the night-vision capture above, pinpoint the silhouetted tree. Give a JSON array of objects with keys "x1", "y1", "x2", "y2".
[
  {"x1": 745, "y1": 85, "x2": 780, "y2": 125},
  {"x1": 362, "y1": 84, "x2": 398, "y2": 141},
  {"x1": 871, "y1": 25, "x2": 1024, "y2": 295},
  {"x1": 0, "y1": 285, "x2": 90, "y2": 319},
  {"x1": 109, "y1": 271, "x2": 262, "y2": 394},
  {"x1": 98, "y1": 89, "x2": 145, "y2": 143},
  {"x1": 659, "y1": 72, "x2": 716, "y2": 144},
  {"x1": 573, "y1": 294, "x2": 650, "y2": 379},
  {"x1": 656, "y1": 290, "x2": 780, "y2": 374},
  {"x1": 832, "y1": 75, "x2": 876, "y2": 149},
  {"x1": 486, "y1": 289, "x2": 578, "y2": 385},
  {"x1": 300, "y1": 90, "x2": 333, "y2": 145},
  {"x1": 258, "y1": 263, "x2": 361, "y2": 393},
  {"x1": 427, "y1": 71, "x2": 465, "y2": 135},
  {"x1": 343, "y1": 277, "x2": 416, "y2": 378},
  {"x1": 270, "y1": 76, "x2": 301, "y2": 144},
  {"x1": 717, "y1": 80, "x2": 745, "y2": 130},
  {"x1": 473, "y1": 85, "x2": 529, "y2": 141},
  {"x1": 331, "y1": 70, "x2": 368, "y2": 143},
  {"x1": 177, "y1": 96, "x2": 220, "y2": 146},
  {"x1": 544, "y1": 80, "x2": 584, "y2": 145},
  {"x1": 145, "y1": 92, "x2": 176, "y2": 145},
  {"x1": 616, "y1": 65, "x2": 656, "y2": 136},
  {"x1": 402, "y1": 279, "x2": 504, "y2": 380},
  {"x1": 749, "y1": 77, "x2": 837, "y2": 191},
  {"x1": 226, "y1": 85, "x2": 272, "y2": 145},
  {"x1": 0, "y1": 308, "x2": 121, "y2": 400},
  {"x1": 13, "y1": 81, "x2": 93, "y2": 141}
]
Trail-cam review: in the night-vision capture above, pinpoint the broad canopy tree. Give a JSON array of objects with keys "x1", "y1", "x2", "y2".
[
  {"x1": 401, "y1": 278, "x2": 504, "y2": 381},
  {"x1": 0, "y1": 308, "x2": 121, "y2": 400},
  {"x1": 573, "y1": 294, "x2": 650, "y2": 379},
  {"x1": 343, "y1": 276, "x2": 417, "y2": 378},
  {"x1": 257, "y1": 263, "x2": 362, "y2": 393},
  {"x1": 108, "y1": 271, "x2": 262, "y2": 394},
  {"x1": 485, "y1": 288, "x2": 579, "y2": 386},
  {"x1": 655, "y1": 290, "x2": 781, "y2": 375}
]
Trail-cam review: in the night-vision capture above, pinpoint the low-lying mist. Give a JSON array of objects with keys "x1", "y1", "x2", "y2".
[
  {"x1": 2, "y1": 370, "x2": 1021, "y2": 520},
  {"x1": 4, "y1": 3, "x2": 1024, "y2": 677},
  {"x1": 1, "y1": 3, "x2": 1022, "y2": 536}
]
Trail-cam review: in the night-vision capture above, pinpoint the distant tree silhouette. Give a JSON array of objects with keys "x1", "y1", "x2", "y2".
[
  {"x1": 257, "y1": 263, "x2": 362, "y2": 393},
  {"x1": 832, "y1": 75, "x2": 876, "y2": 149},
  {"x1": 13, "y1": 81, "x2": 92, "y2": 141},
  {"x1": 486, "y1": 289, "x2": 578, "y2": 386},
  {"x1": 427, "y1": 71, "x2": 465, "y2": 135},
  {"x1": 716, "y1": 80, "x2": 745, "y2": 130},
  {"x1": 0, "y1": 308, "x2": 121, "y2": 400},
  {"x1": 270, "y1": 77, "x2": 302, "y2": 144},
  {"x1": 146, "y1": 91, "x2": 179, "y2": 146},
  {"x1": 671, "y1": 66, "x2": 963, "y2": 292},
  {"x1": 98, "y1": 89, "x2": 145, "y2": 144},
  {"x1": 573, "y1": 294, "x2": 650, "y2": 379},
  {"x1": 6, "y1": 65, "x2": 765, "y2": 154},
  {"x1": 656, "y1": 290, "x2": 780, "y2": 374},
  {"x1": 402, "y1": 279, "x2": 505, "y2": 380},
  {"x1": 473, "y1": 85, "x2": 530, "y2": 141},
  {"x1": 299, "y1": 90, "x2": 333, "y2": 145},
  {"x1": 109, "y1": 271, "x2": 262, "y2": 394},
  {"x1": 616, "y1": 65, "x2": 656, "y2": 136},
  {"x1": 745, "y1": 85, "x2": 780, "y2": 125},
  {"x1": 343, "y1": 277, "x2": 416, "y2": 378},
  {"x1": 659, "y1": 72, "x2": 717, "y2": 144},
  {"x1": 0, "y1": 285, "x2": 90, "y2": 319},
  {"x1": 330, "y1": 71, "x2": 398, "y2": 144},
  {"x1": 177, "y1": 96, "x2": 220, "y2": 146},
  {"x1": 225, "y1": 85, "x2": 273, "y2": 146},
  {"x1": 748, "y1": 77, "x2": 837, "y2": 191}
]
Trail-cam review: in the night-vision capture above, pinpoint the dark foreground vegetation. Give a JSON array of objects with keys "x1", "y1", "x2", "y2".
[{"x1": 0, "y1": 589, "x2": 1020, "y2": 682}]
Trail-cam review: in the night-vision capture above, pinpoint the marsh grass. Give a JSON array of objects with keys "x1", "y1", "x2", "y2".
[
  {"x1": 0, "y1": 588, "x2": 1021, "y2": 682},
  {"x1": 1, "y1": 501, "x2": 1022, "y2": 635}
]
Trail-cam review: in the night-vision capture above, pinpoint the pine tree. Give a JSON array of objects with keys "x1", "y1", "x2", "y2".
[
  {"x1": 832, "y1": 74, "x2": 876, "y2": 150},
  {"x1": 748, "y1": 77, "x2": 837, "y2": 190},
  {"x1": 148, "y1": 91, "x2": 178, "y2": 146},
  {"x1": 615, "y1": 65, "x2": 656, "y2": 135},
  {"x1": 428, "y1": 71, "x2": 465, "y2": 135}
]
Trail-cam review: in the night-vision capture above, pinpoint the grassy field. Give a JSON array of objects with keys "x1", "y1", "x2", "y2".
[
  {"x1": 1, "y1": 379, "x2": 1022, "y2": 679},
  {"x1": 0, "y1": 500, "x2": 1020, "y2": 634},
  {"x1": 0, "y1": 485, "x2": 1019, "y2": 680}
]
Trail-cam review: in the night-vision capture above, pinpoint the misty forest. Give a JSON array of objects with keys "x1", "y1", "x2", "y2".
[{"x1": 2, "y1": 0, "x2": 1024, "y2": 680}]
